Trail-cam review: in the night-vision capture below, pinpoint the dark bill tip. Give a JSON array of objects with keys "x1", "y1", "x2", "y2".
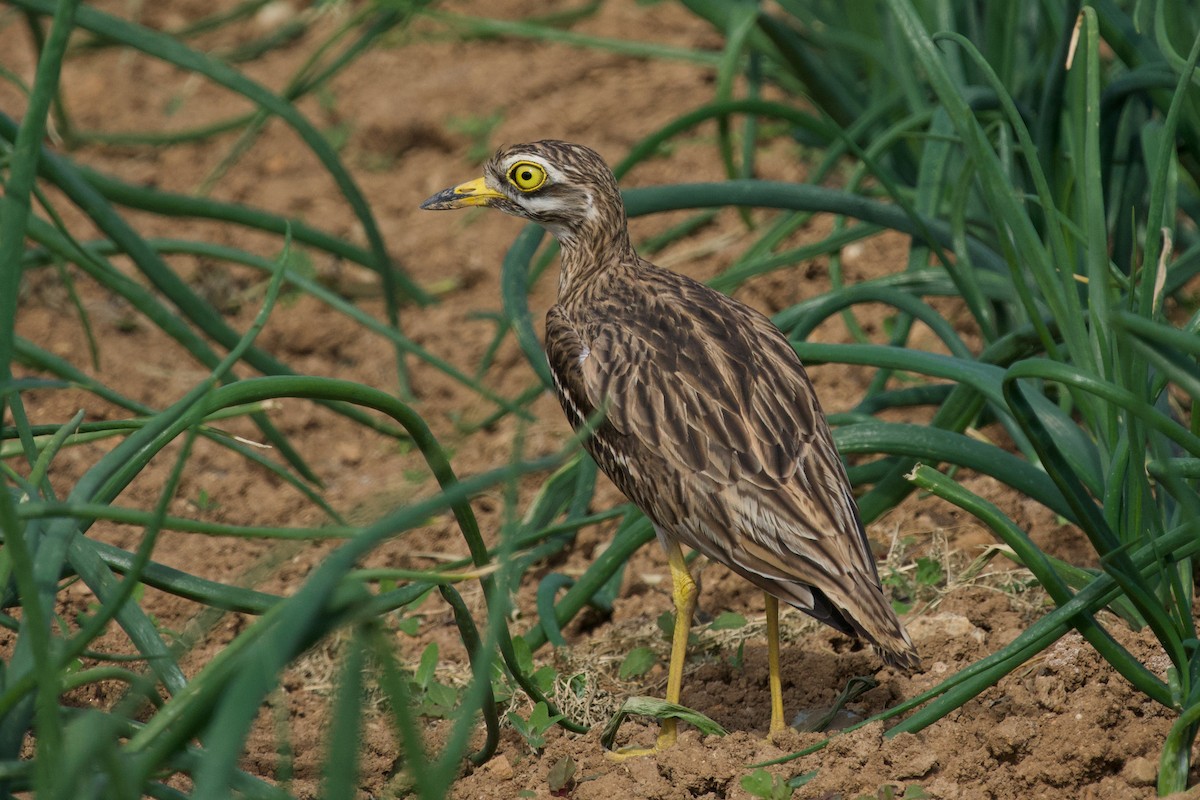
[{"x1": 419, "y1": 187, "x2": 463, "y2": 210}]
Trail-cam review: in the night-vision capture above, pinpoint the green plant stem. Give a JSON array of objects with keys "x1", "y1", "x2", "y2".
[
  {"x1": 8, "y1": 0, "x2": 418, "y2": 397},
  {"x1": 15, "y1": 501, "x2": 357, "y2": 541},
  {"x1": 0, "y1": 0, "x2": 80, "y2": 783},
  {"x1": 437, "y1": 584, "x2": 500, "y2": 766},
  {"x1": 521, "y1": 515, "x2": 656, "y2": 652},
  {"x1": 1160, "y1": 701, "x2": 1200, "y2": 795},
  {"x1": 74, "y1": 165, "x2": 431, "y2": 305},
  {"x1": 426, "y1": 9, "x2": 722, "y2": 67},
  {"x1": 907, "y1": 464, "x2": 1168, "y2": 703}
]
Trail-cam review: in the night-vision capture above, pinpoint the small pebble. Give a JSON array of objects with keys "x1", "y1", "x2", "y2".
[
  {"x1": 1121, "y1": 756, "x2": 1157, "y2": 787},
  {"x1": 481, "y1": 754, "x2": 513, "y2": 781},
  {"x1": 254, "y1": 1, "x2": 297, "y2": 33}
]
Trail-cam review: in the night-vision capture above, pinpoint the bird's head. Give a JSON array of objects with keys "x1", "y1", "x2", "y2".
[{"x1": 420, "y1": 140, "x2": 627, "y2": 247}]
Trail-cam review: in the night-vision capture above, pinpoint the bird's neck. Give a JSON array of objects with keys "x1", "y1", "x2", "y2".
[{"x1": 555, "y1": 215, "x2": 637, "y2": 302}]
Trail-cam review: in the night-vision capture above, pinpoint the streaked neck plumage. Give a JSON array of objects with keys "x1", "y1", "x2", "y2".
[{"x1": 554, "y1": 192, "x2": 637, "y2": 303}]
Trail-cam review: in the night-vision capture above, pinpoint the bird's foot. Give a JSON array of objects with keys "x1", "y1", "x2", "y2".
[
  {"x1": 604, "y1": 728, "x2": 677, "y2": 762},
  {"x1": 765, "y1": 718, "x2": 796, "y2": 747},
  {"x1": 605, "y1": 744, "x2": 659, "y2": 762}
]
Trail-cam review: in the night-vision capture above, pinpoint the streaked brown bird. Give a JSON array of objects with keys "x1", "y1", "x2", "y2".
[{"x1": 422, "y1": 140, "x2": 918, "y2": 756}]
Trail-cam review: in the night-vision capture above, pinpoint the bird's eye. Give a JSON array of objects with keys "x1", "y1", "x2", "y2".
[{"x1": 507, "y1": 161, "x2": 547, "y2": 192}]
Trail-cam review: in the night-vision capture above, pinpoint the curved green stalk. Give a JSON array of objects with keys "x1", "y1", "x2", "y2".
[
  {"x1": 8, "y1": 0, "x2": 422, "y2": 397},
  {"x1": 0, "y1": 0, "x2": 81, "y2": 782}
]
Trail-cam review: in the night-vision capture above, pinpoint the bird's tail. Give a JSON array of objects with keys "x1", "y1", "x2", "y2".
[
  {"x1": 751, "y1": 559, "x2": 921, "y2": 671},
  {"x1": 835, "y1": 576, "x2": 920, "y2": 672},
  {"x1": 873, "y1": 638, "x2": 920, "y2": 673}
]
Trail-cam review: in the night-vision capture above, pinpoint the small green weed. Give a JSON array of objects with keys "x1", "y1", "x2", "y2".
[
  {"x1": 740, "y1": 768, "x2": 793, "y2": 800},
  {"x1": 709, "y1": 611, "x2": 747, "y2": 630},
  {"x1": 546, "y1": 755, "x2": 576, "y2": 796},
  {"x1": 192, "y1": 487, "x2": 220, "y2": 512},
  {"x1": 507, "y1": 701, "x2": 564, "y2": 753},
  {"x1": 656, "y1": 609, "x2": 700, "y2": 646},
  {"x1": 728, "y1": 640, "x2": 745, "y2": 669},
  {"x1": 511, "y1": 635, "x2": 557, "y2": 695},
  {"x1": 884, "y1": 546, "x2": 946, "y2": 615},
  {"x1": 618, "y1": 645, "x2": 657, "y2": 680},
  {"x1": 316, "y1": 85, "x2": 352, "y2": 152},
  {"x1": 410, "y1": 643, "x2": 460, "y2": 719}
]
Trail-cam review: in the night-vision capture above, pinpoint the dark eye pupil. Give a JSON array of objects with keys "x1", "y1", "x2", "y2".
[{"x1": 521, "y1": 170, "x2": 532, "y2": 182}]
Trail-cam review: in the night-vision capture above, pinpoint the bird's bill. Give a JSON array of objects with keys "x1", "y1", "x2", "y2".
[{"x1": 420, "y1": 176, "x2": 505, "y2": 210}]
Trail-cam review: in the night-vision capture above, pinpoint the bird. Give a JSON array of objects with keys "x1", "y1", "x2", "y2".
[{"x1": 421, "y1": 140, "x2": 918, "y2": 757}]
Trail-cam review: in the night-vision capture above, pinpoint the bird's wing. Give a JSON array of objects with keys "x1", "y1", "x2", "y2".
[
  {"x1": 547, "y1": 273, "x2": 916, "y2": 666},
  {"x1": 552, "y1": 273, "x2": 871, "y2": 580}
]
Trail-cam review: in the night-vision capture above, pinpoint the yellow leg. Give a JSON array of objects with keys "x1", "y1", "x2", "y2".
[
  {"x1": 658, "y1": 541, "x2": 699, "y2": 747},
  {"x1": 609, "y1": 539, "x2": 697, "y2": 760},
  {"x1": 766, "y1": 593, "x2": 786, "y2": 735}
]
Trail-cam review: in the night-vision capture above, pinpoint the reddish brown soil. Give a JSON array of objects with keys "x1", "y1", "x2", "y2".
[{"x1": 4, "y1": 1, "x2": 1199, "y2": 798}]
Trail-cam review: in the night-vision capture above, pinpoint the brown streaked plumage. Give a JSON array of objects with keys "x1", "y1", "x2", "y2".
[{"x1": 422, "y1": 140, "x2": 918, "y2": 755}]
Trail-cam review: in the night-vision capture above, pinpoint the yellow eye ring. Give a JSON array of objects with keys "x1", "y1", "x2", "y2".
[{"x1": 507, "y1": 161, "x2": 548, "y2": 192}]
